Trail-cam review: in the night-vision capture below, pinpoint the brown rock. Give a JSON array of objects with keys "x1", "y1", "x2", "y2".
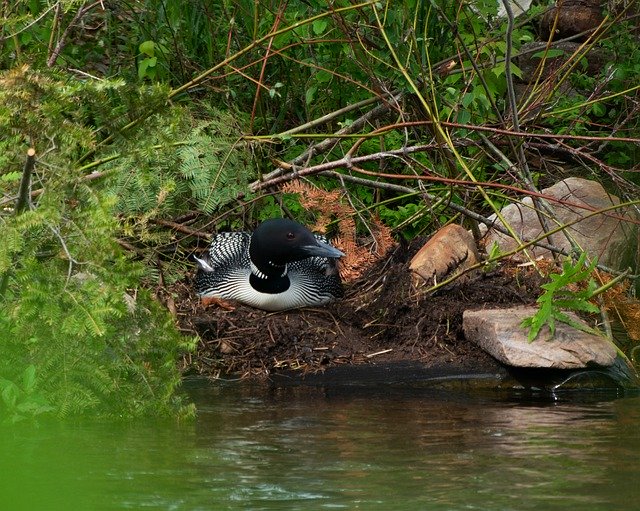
[
  {"x1": 516, "y1": 41, "x2": 609, "y2": 82},
  {"x1": 410, "y1": 224, "x2": 480, "y2": 286},
  {"x1": 540, "y1": 0, "x2": 604, "y2": 41},
  {"x1": 463, "y1": 306, "x2": 616, "y2": 368}
]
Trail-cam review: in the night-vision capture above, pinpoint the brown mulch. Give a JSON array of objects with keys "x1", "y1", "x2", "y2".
[{"x1": 174, "y1": 238, "x2": 546, "y2": 380}]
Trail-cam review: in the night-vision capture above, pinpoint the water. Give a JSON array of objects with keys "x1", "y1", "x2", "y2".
[{"x1": 2, "y1": 380, "x2": 640, "y2": 511}]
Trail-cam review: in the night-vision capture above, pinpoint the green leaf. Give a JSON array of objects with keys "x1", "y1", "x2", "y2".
[
  {"x1": 312, "y1": 19, "x2": 328, "y2": 35},
  {"x1": 316, "y1": 70, "x2": 332, "y2": 83},
  {"x1": 1, "y1": 380, "x2": 18, "y2": 409},
  {"x1": 1, "y1": 171, "x2": 21, "y2": 182},
  {"x1": 510, "y1": 63, "x2": 523, "y2": 79},
  {"x1": 22, "y1": 365, "x2": 36, "y2": 394},
  {"x1": 457, "y1": 109, "x2": 471, "y2": 124},
  {"x1": 305, "y1": 85, "x2": 317, "y2": 105},
  {"x1": 139, "y1": 40, "x2": 155, "y2": 57},
  {"x1": 138, "y1": 57, "x2": 157, "y2": 80},
  {"x1": 522, "y1": 253, "x2": 600, "y2": 342},
  {"x1": 590, "y1": 102, "x2": 606, "y2": 117}
]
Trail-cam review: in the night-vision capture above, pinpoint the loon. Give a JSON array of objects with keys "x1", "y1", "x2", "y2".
[{"x1": 194, "y1": 218, "x2": 345, "y2": 311}]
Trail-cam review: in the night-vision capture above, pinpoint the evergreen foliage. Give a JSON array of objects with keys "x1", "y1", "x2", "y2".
[
  {"x1": 109, "y1": 110, "x2": 253, "y2": 218},
  {"x1": 0, "y1": 67, "x2": 196, "y2": 420},
  {"x1": 0, "y1": 184, "x2": 195, "y2": 420}
]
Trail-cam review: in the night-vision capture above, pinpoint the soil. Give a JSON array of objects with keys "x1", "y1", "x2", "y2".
[{"x1": 175, "y1": 237, "x2": 546, "y2": 380}]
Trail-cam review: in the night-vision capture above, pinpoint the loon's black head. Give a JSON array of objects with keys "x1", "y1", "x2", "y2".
[{"x1": 249, "y1": 218, "x2": 344, "y2": 276}]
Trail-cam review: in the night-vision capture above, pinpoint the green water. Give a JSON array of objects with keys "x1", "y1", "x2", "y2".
[{"x1": 2, "y1": 380, "x2": 639, "y2": 511}]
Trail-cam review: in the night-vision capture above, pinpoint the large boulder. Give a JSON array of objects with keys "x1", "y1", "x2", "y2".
[{"x1": 480, "y1": 177, "x2": 638, "y2": 270}]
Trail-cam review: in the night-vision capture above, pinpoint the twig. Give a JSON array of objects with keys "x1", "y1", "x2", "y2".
[
  {"x1": 252, "y1": 151, "x2": 640, "y2": 226},
  {"x1": 255, "y1": 90, "x2": 402, "y2": 185},
  {"x1": 150, "y1": 218, "x2": 212, "y2": 239},
  {"x1": 15, "y1": 147, "x2": 36, "y2": 214},
  {"x1": 365, "y1": 348, "x2": 393, "y2": 358},
  {"x1": 327, "y1": 119, "x2": 640, "y2": 145},
  {"x1": 278, "y1": 92, "x2": 397, "y2": 138},
  {"x1": 424, "y1": 202, "x2": 640, "y2": 295},
  {"x1": 1, "y1": 147, "x2": 36, "y2": 297},
  {"x1": 249, "y1": 3, "x2": 286, "y2": 131},
  {"x1": 320, "y1": 170, "x2": 638, "y2": 274},
  {"x1": 77, "y1": 1, "x2": 377, "y2": 163},
  {"x1": 0, "y1": 3, "x2": 58, "y2": 42},
  {"x1": 47, "y1": 1, "x2": 103, "y2": 68}
]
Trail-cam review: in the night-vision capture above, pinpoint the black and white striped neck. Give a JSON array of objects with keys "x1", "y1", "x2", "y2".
[
  {"x1": 249, "y1": 259, "x2": 288, "y2": 280},
  {"x1": 249, "y1": 259, "x2": 290, "y2": 294}
]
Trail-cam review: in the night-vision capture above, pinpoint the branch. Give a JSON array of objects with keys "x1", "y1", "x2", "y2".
[
  {"x1": 47, "y1": 1, "x2": 103, "y2": 68},
  {"x1": 15, "y1": 147, "x2": 36, "y2": 214},
  {"x1": 1, "y1": 147, "x2": 36, "y2": 297},
  {"x1": 251, "y1": 149, "x2": 640, "y2": 226},
  {"x1": 321, "y1": 170, "x2": 637, "y2": 278},
  {"x1": 251, "y1": 90, "x2": 403, "y2": 185}
]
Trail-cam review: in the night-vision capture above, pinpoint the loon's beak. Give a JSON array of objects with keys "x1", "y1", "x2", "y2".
[{"x1": 301, "y1": 240, "x2": 345, "y2": 259}]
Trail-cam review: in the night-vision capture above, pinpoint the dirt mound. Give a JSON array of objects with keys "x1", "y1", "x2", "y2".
[{"x1": 175, "y1": 238, "x2": 545, "y2": 379}]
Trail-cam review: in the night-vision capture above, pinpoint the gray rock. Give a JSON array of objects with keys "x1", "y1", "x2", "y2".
[
  {"x1": 481, "y1": 177, "x2": 638, "y2": 270},
  {"x1": 463, "y1": 306, "x2": 617, "y2": 369}
]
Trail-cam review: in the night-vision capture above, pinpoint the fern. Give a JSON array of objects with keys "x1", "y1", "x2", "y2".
[
  {"x1": 109, "y1": 111, "x2": 253, "y2": 219},
  {"x1": 521, "y1": 253, "x2": 600, "y2": 342}
]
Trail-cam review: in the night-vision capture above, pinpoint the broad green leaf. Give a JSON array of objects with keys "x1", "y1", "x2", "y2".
[
  {"x1": 533, "y1": 49, "x2": 565, "y2": 59},
  {"x1": 139, "y1": 40, "x2": 155, "y2": 57},
  {"x1": 312, "y1": 19, "x2": 327, "y2": 35}
]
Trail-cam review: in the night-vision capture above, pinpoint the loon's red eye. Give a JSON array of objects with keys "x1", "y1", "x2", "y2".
[{"x1": 286, "y1": 232, "x2": 295, "y2": 240}]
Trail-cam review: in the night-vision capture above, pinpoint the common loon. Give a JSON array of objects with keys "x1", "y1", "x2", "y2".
[{"x1": 194, "y1": 218, "x2": 345, "y2": 311}]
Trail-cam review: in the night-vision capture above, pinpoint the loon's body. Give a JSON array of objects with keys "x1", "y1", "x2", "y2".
[{"x1": 195, "y1": 218, "x2": 344, "y2": 311}]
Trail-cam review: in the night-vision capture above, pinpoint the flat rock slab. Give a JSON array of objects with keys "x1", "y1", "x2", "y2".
[{"x1": 463, "y1": 306, "x2": 617, "y2": 369}]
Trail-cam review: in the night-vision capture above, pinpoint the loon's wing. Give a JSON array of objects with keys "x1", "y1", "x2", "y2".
[{"x1": 195, "y1": 231, "x2": 251, "y2": 272}]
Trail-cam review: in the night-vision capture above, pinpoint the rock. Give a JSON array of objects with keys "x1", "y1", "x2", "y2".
[
  {"x1": 463, "y1": 306, "x2": 617, "y2": 369},
  {"x1": 497, "y1": 0, "x2": 532, "y2": 18},
  {"x1": 410, "y1": 224, "x2": 480, "y2": 286},
  {"x1": 480, "y1": 177, "x2": 638, "y2": 270},
  {"x1": 540, "y1": 0, "x2": 604, "y2": 42},
  {"x1": 516, "y1": 41, "x2": 609, "y2": 82}
]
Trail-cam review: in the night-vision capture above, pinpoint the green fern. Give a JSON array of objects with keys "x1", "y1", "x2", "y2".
[
  {"x1": 521, "y1": 253, "x2": 600, "y2": 342},
  {"x1": 109, "y1": 110, "x2": 253, "y2": 219}
]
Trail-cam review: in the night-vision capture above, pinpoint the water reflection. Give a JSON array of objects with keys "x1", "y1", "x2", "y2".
[
  {"x1": 189, "y1": 383, "x2": 639, "y2": 511},
  {"x1": 2, "y1": 381, "x2": 640, "y2": 511}
]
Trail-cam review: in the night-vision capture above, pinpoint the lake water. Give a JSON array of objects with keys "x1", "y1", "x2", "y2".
[{"x1": 2, "y1": 378, "x2": 640, "y2": 510}]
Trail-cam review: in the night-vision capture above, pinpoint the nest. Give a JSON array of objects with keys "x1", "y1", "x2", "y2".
[{"x1": 175, "y1": 238, "x2": 546, "y2": 380}]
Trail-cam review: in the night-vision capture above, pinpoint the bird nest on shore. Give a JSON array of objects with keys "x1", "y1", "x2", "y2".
[{"x1": 174, "y1": 237, "x2": 545, "y2": 380}]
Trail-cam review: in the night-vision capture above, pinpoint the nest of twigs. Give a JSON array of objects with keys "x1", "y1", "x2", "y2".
[{"x1": 174, "y1": 237, "x2": 546, "y2": 380}]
